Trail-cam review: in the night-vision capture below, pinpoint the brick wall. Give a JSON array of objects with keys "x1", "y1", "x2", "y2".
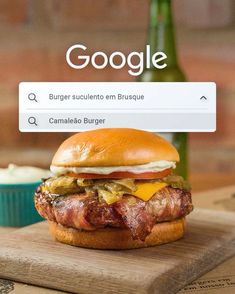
[
  {"x1": 1, "y1": 0, "x2": 234, "y2": 29},
  {"x1": 0, "y1": 0, "x2": 28, "y2": 25},
  {"x1": 0, "y1": 1, "x2": 235, "y2": 173},
  {"x1": 174, "y1": 0, "x2": 235, "y2": 28}
]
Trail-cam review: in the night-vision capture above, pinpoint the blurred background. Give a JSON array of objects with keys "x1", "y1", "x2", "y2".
[{"x1": 0, "y1": 0, "x2": 234, "y2": 191}]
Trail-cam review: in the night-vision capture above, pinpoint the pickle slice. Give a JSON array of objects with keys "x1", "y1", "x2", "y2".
[{"x1": 44, "y1": 176, "x2": 83, "y2": 195}]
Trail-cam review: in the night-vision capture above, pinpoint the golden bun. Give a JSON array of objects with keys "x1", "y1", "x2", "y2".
[
  {"x1": 52, "y1": 128, "x2": 179, "y2": 167},
  {"x1": 49, "y1": 218, "x2": 185, "y2": 250}
]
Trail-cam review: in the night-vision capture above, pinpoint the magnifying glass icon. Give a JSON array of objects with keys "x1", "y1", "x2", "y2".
[
  {"x1": 28, "y1": 93, "x2": 38, "y2": 102},
  {"x1": 28, "y1": 116, "x2": 38, "y2": 126}
]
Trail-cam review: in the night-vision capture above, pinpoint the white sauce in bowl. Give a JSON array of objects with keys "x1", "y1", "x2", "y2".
[{"x1": 0, "y1": 164, "x2": 51, "y2": 184}]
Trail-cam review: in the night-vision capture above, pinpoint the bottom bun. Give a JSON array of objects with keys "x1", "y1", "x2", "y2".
[{"x1": 49, "y1": 218, "x2": 186, "y2": 250}]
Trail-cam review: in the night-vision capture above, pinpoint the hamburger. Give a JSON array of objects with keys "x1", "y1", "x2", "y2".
[{"x1": 35, "y1": 128, "x2": 193, "y2": 249}]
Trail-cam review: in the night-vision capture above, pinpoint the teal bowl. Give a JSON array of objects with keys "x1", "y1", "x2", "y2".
[{"x1": 0, "y1": 181, "x2": 43, "y2": 227}]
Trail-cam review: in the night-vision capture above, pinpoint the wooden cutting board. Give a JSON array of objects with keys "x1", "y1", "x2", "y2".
[{"x1": 0, "y1": 208, "x2": 235, "y2": 294}]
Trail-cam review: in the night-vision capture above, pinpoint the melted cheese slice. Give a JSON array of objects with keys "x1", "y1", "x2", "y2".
[{"x1": 133, "y1": 182, "x2": 167, "y2": 201}]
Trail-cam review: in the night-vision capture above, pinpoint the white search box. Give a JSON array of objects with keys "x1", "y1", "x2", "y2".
[{"x1": 19, "y1": 82, "x2": 216, "y2": 132}]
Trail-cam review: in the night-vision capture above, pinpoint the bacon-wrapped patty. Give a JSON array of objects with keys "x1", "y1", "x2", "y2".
[{"x1": 35, "y1": 185, "x2": 193, "y2": 241}]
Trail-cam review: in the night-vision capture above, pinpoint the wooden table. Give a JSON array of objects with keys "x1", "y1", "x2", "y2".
[{"x1": 0, "y1": 227, "x2": 16, "y2": 234}]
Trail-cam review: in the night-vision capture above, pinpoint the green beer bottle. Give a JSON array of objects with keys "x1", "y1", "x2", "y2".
[{"x1": 138, "y1": 0, "x2": 188, "y2": 179}]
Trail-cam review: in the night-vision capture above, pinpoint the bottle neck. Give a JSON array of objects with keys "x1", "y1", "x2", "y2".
[{"x1": 147, "y1": 0, "x2": 178, "y2": 67}]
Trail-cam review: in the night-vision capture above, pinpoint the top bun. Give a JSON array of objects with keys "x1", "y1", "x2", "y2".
[{"x1": 52, "y1": 128, "x2": 179, "y2": 167}]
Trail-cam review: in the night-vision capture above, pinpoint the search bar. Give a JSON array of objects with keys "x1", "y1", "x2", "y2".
[{"x1": 19, "y1": 82, "x2": 216, "y2": 132}]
